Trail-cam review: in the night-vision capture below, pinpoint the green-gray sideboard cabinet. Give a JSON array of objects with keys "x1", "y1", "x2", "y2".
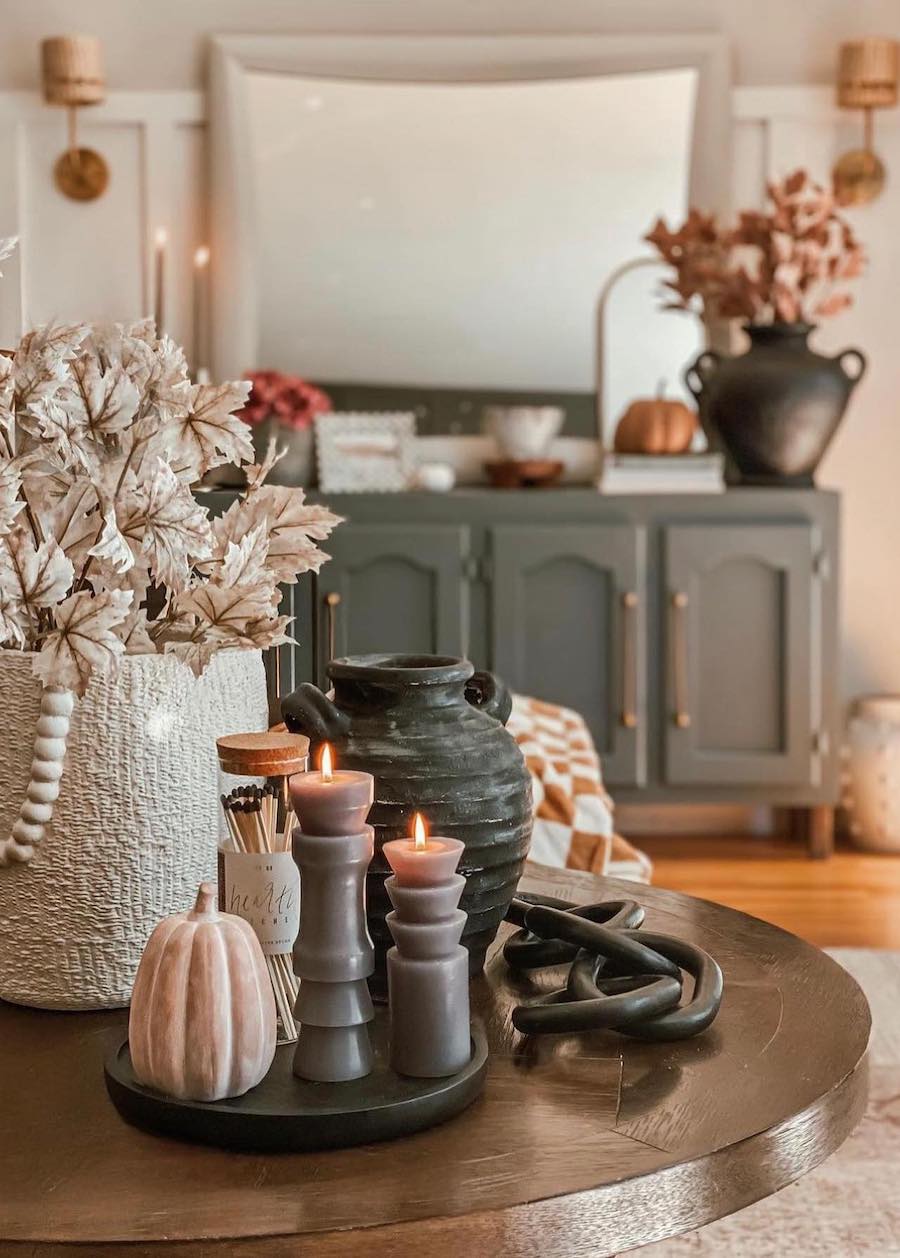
[{"x1": 208, "y1": 488, "x2": 839, "y2": 857}]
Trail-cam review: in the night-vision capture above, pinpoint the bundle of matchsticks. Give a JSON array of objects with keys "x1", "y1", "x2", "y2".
[{"x1": 221, "y1": 784, "x2": 299, "y2": 1041}]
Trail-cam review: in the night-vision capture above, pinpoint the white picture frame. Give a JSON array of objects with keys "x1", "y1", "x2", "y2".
[{"x1": 315, "y1": 411, "x2": 416, "y2": 493}]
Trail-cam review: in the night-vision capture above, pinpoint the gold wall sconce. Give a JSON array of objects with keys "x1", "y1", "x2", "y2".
[
  {"x1": 40, "y1": 35, "x2": 109, "y2": 201},
  {"x1": 833, "y1": 37, "x2": 898, "y2": 206}
]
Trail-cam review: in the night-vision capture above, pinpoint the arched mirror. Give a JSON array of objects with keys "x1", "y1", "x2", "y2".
[{"x1": 211, "y1": 35, "x2": 729, "y2": 450}]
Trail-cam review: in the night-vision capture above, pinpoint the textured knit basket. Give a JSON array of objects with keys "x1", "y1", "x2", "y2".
[{"x1": 0, "y1": 648, "x2": 269, "y2": 1010}]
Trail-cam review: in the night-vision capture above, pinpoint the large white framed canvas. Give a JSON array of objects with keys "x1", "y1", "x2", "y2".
[{"x1": 315, "y1": 412, "x2": 416, "y2": 493}]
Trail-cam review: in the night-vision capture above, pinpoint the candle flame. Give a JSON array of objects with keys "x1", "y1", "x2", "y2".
[
  {"x1": 412, "y1": 812, "x2": 427, "y2": 851},
  {"x1": 154, "y1": 226, "x2": 168, "y2": 248},
  {"x1": 320, "y1": 743, "x2": 334, "y2": 782},
  {"x1": 194, "y1": 244, "x2": 210, "y2": 268}
]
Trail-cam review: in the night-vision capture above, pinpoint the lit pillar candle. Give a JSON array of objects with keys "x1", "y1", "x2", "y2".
[
  {"x1": 383, "y1": 814, "x2": 470, "y2": 1077},
  {"x1": 289, "y1": 745, "x2": 375, "y2": 1082}
]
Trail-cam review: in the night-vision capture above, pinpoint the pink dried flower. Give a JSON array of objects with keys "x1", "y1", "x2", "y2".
[
  {"x1": 645, "y1": 168, "x2": 866, "y2": 325},
  {"x1": 240, "y1": 370, "x2": 332, "y2": 431}
]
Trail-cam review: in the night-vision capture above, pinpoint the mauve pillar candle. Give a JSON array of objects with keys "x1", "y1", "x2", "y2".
[
  {"x1": 383, "y1": 815, "x2": 470, "y2": 1078},
  {"x1": 289, "y1": 746, "x2": 376, "y2": 1082}
]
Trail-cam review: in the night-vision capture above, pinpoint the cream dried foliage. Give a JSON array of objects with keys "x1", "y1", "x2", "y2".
[{"x1": 0, "y1": 242, "x2": 341, "y2": 700}]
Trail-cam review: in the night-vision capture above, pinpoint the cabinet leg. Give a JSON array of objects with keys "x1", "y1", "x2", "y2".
[
  {"x1": 807, "y1": 806, "x2": 835, "y2": 860},
  {"x1": 785, "y1": 807, "x2": 808, "y2": 844},
  {"x1": 780, "y1": 810, "x2": 805, "y2": 840},
  {"x1": 786, "y1": 806, "x2": 834, "y2": 858}
]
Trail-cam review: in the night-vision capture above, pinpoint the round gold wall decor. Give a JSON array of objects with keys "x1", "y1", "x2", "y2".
[
  {"x1": 53, "y1": 146, "x2": 109, "y2": 201},
  {"x1": 833, "y1": 147, "x2": 886, "y2": 206}
]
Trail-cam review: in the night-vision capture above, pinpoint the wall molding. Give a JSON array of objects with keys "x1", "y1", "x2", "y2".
[
  {"x1": 0, "y1": 90, "x2": 204, "y2": 345},
  {"x1": 733, "y1": 85, "x2": 835, "y2": 120}
]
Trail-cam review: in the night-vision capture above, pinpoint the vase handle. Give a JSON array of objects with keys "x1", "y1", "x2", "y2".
[
  {"x1": 837, "y1": 348, "x2": 867, "y2": 383},
  {"x1": 281, "y1": 682, "x2": 351, "y2": 745},
  {"x1": 465, "y1": 670, "x2": 513, "y2": 726},
  {"x1": 684, "y1": 350, "x2": 722, "y2": 402}
]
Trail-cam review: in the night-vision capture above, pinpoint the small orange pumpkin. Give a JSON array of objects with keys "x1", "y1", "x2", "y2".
[
  {"x1": 614, "y1": 389, "x2": 698, "y2": 454},
  {"x1": 129, "y1": 883, "x2": 276, "y2": 1102}
]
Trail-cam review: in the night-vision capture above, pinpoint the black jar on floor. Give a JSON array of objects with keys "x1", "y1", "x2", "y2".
[
  {"x1": 685, "y1": 322, "x2": 866, "y2": 485},
  {"x1": 282, "y1": 655, "x2": 532, "y2": 997}
]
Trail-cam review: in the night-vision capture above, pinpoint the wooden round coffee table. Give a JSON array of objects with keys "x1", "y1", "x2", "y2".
[{"x1": 0, "y1": 862, "x2": 869, "y2": 1257}]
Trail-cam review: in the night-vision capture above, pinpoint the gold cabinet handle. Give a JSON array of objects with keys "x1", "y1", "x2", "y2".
[
  {"x1": 670, "y1": 591, "x2": 691, "y2": 729},
  {"x1": 324, "y1": 592, "x2": 341, "y2": 663},
  {"x1": 620, "y1": 590, "x2": 638, "y2": 729}
]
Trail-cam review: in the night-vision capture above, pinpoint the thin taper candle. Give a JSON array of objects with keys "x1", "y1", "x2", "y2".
[
  {"x1": 192, "y1": 244, "x2": 210, "y2": 380},
  {"x1": 153, "y1": 227, "x2": 167, "y2": 336}
]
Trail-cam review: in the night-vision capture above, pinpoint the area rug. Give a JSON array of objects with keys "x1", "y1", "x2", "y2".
[{"x1": 637, "y1": 950, "x2": 900, "y2": 1256}]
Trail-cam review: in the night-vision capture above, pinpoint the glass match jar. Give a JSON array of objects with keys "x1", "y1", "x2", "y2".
[{"x1": 216, "y1": 731, "x2": 309, "y2": 1042}]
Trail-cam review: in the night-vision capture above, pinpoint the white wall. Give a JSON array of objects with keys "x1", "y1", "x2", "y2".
[{"x1": 1, "y1": 4, "x2": 899, "y2": 702}]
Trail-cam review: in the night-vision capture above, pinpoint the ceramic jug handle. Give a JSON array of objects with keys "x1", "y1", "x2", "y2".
[
  {"x1": 465, "y1": 671, "x2": 513, "y2": 726},
  {"x1": 684, "y1": 350, "x2": 721, "y2": 402},
  {"x1": 281, "y1": 682, "x2": 351, "y2": 743},
  {"x1": 837, "y1": 348, "x2": 867, "y2": 382}
]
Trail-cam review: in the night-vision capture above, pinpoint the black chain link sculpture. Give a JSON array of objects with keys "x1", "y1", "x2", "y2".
[{"x1": 503, "y1": 893, "x2": 724, "y2": 1041}]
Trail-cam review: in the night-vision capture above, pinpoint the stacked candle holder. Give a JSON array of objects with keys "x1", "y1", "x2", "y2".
[
  {"x1": 289, "y1": 746, "x2": 376, "y2": 1082},
  {"x1": 384, "y1": 816, "x2": 470, "y2": 1077},
  {"x1": 288, "y1": 748, "x2": 473, "y2": 1084}
]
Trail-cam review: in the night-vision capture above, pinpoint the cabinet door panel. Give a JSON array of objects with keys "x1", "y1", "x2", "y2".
[
  {"x1": 665, "y1": 523, "x2": 817, "y2": 786},
  {"x1": 317, "y1": 525, "x2": 469, "y2": 670},
  {"x1": 490, "y1": 525, "x2": 644, "y2": 786}
]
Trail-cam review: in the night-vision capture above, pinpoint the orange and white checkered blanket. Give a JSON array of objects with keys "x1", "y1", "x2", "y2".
[{"x1": 508, "y1": 695, "x2": 652, "y2": 883}]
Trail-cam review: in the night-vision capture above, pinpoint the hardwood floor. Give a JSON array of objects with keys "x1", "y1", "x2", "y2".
[{"x1": 636, "y1": 834, "x2": 900, "y2": 949}]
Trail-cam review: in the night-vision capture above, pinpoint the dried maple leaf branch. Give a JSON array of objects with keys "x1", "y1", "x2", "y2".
[
  {"x1": 646, "y1": 168, "x2": 866, "y2": 325},
  {"x1": 0, "y1": 280, "x2": 339, "y2": 693}
]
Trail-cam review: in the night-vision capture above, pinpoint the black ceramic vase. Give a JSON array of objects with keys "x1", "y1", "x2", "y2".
[
  {"x1": 685, "y1": 323, "x2": 866, "y2": 486},
  {"x1": 282, "y1": 655, "x2": 533, "y2": 996}
]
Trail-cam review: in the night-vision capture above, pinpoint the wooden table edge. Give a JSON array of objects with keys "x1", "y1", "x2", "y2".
[{"x1": 1, "y1": 1050, "x2": 868, "y2": 1258}]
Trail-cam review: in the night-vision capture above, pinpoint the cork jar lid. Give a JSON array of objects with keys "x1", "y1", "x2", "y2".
[{"x1": 216, "y1": 730, "x2": 310, "y2": 777}]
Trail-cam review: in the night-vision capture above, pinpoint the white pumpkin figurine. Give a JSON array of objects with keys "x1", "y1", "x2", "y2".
[{"x1": 129, "y1": 882, "x2": 277, "y2": 1102}]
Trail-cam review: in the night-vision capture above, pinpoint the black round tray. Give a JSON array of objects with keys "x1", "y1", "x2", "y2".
[{"x1": 104, "y1": 1014, "x2": 488, "y2": 1153}]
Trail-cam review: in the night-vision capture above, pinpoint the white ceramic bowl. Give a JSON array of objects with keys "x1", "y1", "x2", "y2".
[{"x1": 482, "y1": 406, "x2": 565, "y2": 461}]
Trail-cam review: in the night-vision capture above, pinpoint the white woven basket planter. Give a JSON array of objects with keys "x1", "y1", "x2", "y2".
[{"x1": 0, "y1": 648, "x2": 269, "y2": 1009}]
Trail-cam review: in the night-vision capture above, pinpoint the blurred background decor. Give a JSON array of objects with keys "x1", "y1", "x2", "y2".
[
  {"x1": 40, "y1": 34, "x2": 108, "y2": 201},
  {"x1": 842, "y1": 695, "x2": 900, "y2": 852},
  {"x1": 654, "y1": 169, "x2": 868, "y2": 484},
  {"x1": 315, "y1": 411, "x2": 416, "y2": 493},
  {"x1": 833, "y1": 36, "x2": 899, "y2": 206},
  {"x1": 239, "y1": 369, "x2": 332, "y2": 485},
  {"x1": 482, "y1": 404, "x2": 565, "y2": 488},
  {"x1": 613, "y1": 387, "x2": 698, "y2": 454}
]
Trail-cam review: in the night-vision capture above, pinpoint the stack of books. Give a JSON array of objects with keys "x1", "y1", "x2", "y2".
[{"x1": 597, "y1": 452, "x2": 725, "y2": 495}]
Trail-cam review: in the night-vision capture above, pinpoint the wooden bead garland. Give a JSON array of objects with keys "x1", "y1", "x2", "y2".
[{"x1": 0, "y1": 685, "x2": 74, "y2": 866}]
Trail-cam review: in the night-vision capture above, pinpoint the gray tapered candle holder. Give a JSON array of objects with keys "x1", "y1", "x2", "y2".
[{"x1": 290, "y1": 768, "x2": 375, "y2": 1082}]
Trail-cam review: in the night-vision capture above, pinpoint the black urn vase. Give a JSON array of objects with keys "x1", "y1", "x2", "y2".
[
  {"x1": 684, "y1": 323, "x2": 866, "y2": 486},
  {"x1": 282, "y1": 654, "x2": 533, "y2": 997}
]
